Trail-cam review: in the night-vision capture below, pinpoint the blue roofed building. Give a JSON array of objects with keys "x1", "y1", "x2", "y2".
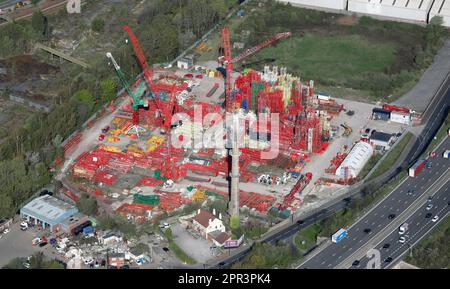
[{"x1": 20, "y1": 195, "x2": 80, "y2": 232}]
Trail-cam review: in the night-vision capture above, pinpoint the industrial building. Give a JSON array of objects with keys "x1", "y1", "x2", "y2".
[
  {"x1": 20, "y1": 195, "x2": 85, "y2": 233},
  {"x1": 278, "y1": 0, "x2": 450, "y2": 27},
  {"x1": 278, "y1": 0, "x2": 348, "y2": 10},
  {"x1": 347, "y1": 0, "x2": 434, "y2": 23},
  {"x1": 336, "y1": 141, "x2": 374, "y2": 179},
  {"x1": 429, "y1": 0, "x2": 450, "y2": 26},
  {"x1": 370, "y1": 131, "x2": 394, "y2": 151}
]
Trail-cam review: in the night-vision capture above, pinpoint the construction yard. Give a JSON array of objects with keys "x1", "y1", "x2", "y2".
[{"x1": 56, "y1": 21, "x2": 415, "y2": 264}]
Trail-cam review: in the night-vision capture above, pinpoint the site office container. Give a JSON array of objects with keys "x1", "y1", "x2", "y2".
[
  {"x1": 390, "y1": 111, "x2": 411, "y2": 125},
  {"x1": 409, "y1": 159, "x2": 426, "y2": 177},
  {"x1": 372, "y1": 108, "x2": 391, "y2": 121}
]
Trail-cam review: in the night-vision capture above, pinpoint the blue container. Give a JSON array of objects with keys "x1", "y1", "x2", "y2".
[
  {"x1": 83, "y1": 226, "x2": 95, "y2": 235},
  {"x1": 241, "y1": 99, "x2": 248, "y2": 110}
]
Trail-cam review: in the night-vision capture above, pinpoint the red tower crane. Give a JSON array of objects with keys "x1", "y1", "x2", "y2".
[
  {"x1": 123, "y1": 25, "x2": 177, "y2": 132},
  {"x1": 220, "y1": 27, "x2": 292, "y2": 112},
  {"x1": 221, "y1": 27, "x2": 233, "y2": 113}
]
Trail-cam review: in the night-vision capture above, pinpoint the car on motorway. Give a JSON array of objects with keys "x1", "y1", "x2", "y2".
[
  {"x1": 382, "y1": 243, "x2": 390, "y2": 249},
  {"x1": 407, "y1": 189, "x2": 414, "y2": 195},
  {"x1": 352, "y1": 260, "x2": 360, "y2": 267},
  {"x1": 427, "y1": 196, "x2": 433, "y2": 202},
  {"x1": 388, "y1": 214, "x2": 396, "y2": 220},
  {"x1": 384, "y1": 257, "x2": 393, "y2": 263},
  {"x1": 363, "y1": 228, "x2": 371, "y2": 234},
  {"x1": 426, "y1": 203, "x2": 433, "y2": 210},
  {"x1": 431, "y1": 215, "x2": 439, "y2": 223},
  {"x1": 425, "y1": 213, "x2": 432, "y2": 218},
  {"x1": 398, "y1": 236, "x2": 406, "y2": 243}
]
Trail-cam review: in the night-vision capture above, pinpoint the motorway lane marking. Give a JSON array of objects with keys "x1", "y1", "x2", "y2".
[
  {"x1": 321, "y1": 261, "x2": 326, "y2": 265},
  {"x1": 336, "y1": 170, "x2": 450, "y2": 269},
  {"x1": 396, "y1": 208, "x2": 400, "y2": 212},
  {"x1": 383, "y1": 205, "x2": 387, "y2": 209},
  {"x1": 380, "y1": 214, "x2": 385, "y2": 218},
  {"x1": 377, "y1": 224, "x2": 382, "y2": 228},
  {"x1": 405, "y1": 201, "x2": 408, "y2": 204}
]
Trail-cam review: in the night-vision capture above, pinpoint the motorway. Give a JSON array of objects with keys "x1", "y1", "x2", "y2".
[
  {"x1": 355, "y1": 178, "x2": 450, "y2": 269},
  {"x1": 298, "y1": 137, "x2": 450, "y2": 269}
]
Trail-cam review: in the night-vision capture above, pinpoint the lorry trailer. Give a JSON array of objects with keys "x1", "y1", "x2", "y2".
[
  {"x1": 409, "y1": 159, "x2": 426, "y2": 177},
  {"x1": 331, "y1": 228, "x2": 348, "y2": 243}
]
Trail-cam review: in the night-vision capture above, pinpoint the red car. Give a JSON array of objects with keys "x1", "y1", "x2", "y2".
[
  {"x1": 102, "y1": 125, "x2": 110, "y2": 133},
  {"x1": 195, "y1": 74, "x2": 204, "y2": 79},
  {"x1": 430, "y1": 151, "x2": 437, "y2": 158},
  {"x1": 184, "y1": 73, "x2": 193, "y2": 78},
  {"x1": 98, "y1": 134, "x2": 105, "y2": 141}
]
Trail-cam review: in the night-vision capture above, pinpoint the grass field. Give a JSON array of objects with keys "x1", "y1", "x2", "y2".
[
  {"x1": 294, "y1": 224, "x2": 320, "y2": 251},
  {"x1": 247, "y1": 34, "x2": 397, "y2": 88}
]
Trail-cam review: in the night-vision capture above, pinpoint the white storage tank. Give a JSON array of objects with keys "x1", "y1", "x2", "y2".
[
  {"x1": 336, "y1": 141, "x2": 374, "y2": 179},
  {"x1": 278, "y1": 0, "x2": 348, "y2": 11},
  {"x1": 390, "y1": 111, "x2": 411, "y2": 125}
]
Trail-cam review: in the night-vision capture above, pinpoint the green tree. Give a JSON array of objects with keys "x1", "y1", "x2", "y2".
[
  {"x1": 76, "y1": 194, "x2": 98, "y2": 216},
  {"x1": 100, "y1": 79, "x2": 117, "y2": 102},
  {"x1": 31, "y1": 11, "x2": 46, "y2": 35},
  {"x1": 73, "y1": 89, "x2": 95, "y2": 111},
  {"x1": 91, "y1": 18, "x2": 105, "y2": 32}
]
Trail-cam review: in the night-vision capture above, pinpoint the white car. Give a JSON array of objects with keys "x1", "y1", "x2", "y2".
[
  {"x1": 431, "y1": 215, "x2": 439, "y2": 223},
  {"x1": 20, "y1": 222, "x2": 28, "y2": 230},
  {"x1": 398, "y1": 236, "x2": 406, "y2": 243},
  {"x1": 426, "y1": 204, "x2": 433, "y2": 210},
  {"x1": 3, "y1": 228, "x2": 9, "y2": 235}
]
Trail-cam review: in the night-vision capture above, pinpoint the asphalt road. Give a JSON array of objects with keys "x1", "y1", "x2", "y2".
[
  {"x1": 354, "y1": 179, "x2": 450, "y2": 269},
  {"x1": 298, "y1": 137, "x2": 450, "y2": 269},
  {"x1": 0, "y1": 0, "x2": 25, "y2": 10}
]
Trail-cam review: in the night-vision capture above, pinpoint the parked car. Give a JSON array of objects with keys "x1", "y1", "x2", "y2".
[
  {"x1": 3, "y1": 228, "x2": 10, "y2": 235},
  {"x1": 20, "y1": 221, "x2": 28, "y2": 230},
  {"x1": 98, "y1": 134, "x2": 105, "y2": 141},
  {"x1": 39, "y1": 242, "x2": 48, "y2": 247},
  {"x1": 102, "y1": 125, "x2": 110, "y2": 133}
]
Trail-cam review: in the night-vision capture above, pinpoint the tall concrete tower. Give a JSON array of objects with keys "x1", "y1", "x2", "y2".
[{"x1": 229, "y1": 114, "x2": 240, "y2": 217}]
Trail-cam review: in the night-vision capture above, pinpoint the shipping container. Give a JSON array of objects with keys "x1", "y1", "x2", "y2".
[
  {"x1": 390, "y1": 111, "x2": 411, "y2": 125},
  {"x1": 409, "y1": 159, "x2": 426, "y2": 177}
]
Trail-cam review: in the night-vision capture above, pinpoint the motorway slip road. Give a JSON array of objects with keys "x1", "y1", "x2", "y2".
[{"x1": 298, "y1": 137, "x2": 450, "y2": 269}]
